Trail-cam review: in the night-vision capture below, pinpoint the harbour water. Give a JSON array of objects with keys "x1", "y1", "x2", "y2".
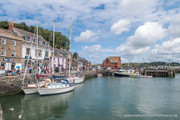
[{"x1": 0, "y1": 75, "x2": 180, "y2": 120}]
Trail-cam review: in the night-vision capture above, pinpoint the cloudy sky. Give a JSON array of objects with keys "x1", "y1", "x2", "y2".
[{"x1": 0, "y1": 0, "x2": 180, "y2": 64}]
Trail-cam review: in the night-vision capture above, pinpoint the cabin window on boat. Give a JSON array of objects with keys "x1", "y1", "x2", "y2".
[{"x1": 26, "y1": 48, "x2": 31, "y2": 55}]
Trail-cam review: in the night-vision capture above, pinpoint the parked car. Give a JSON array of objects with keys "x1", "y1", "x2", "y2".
[{"x1": 0, "y1": 70, "x2": 6, "y2": 76}]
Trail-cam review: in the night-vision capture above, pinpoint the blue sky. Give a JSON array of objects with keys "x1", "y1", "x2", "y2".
[{"x1": 0, "y1": 0, "x2": 180, "y2": 64}]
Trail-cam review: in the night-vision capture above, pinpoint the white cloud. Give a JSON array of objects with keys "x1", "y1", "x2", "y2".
[
  {"x1": 82, "y1": 45, "x2": 113, "y2": 53},
  {"x1": 128, "y1": 22, "x2": 166, "y2": 48},
  {"x1": 74, "y1": 30, "x2": 99, "y2": 42},
  {"x1": 110, "y1": 19, "x2": 130, "y2": 35},
  {"x1": 79, "y1": 45, "x2": 113, "y2": 64},
  {"x1": 152, "y1": 37, "x2": 180, "y2": 55},
  {"x1": 1, "y1": 0, "x2": 179, "y2": 63},
  {"x1": 119, "y1": 0, "x2": 159, "y2": 16},
  {"x1": 166, "y1": 14, "x2": 180, "y2": 38},
  {"x1": 147, "y1": 37, "x2": 180, "y2": 62},
  {"x1": 115, "y1": 22, "x2": 166, "y2": 59}
]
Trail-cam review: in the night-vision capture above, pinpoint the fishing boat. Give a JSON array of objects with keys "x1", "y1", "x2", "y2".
[{"x1": 113, "y1": 69, "x2": 133, "y2": 77}]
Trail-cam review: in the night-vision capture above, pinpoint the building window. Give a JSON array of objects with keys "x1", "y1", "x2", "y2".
[
  {"x1": 26, "y1": 36, "x2": 31, "y2": 42},
  {"x1": 35, "y1": 50, "x2": 42, "y2": 57},
  {"x1": 26, "y1": 48, "x2": 31, "y2": 55},
  {"x1": 1, "y1": 38, "x2": 6, "y2": 45},
  {"x1": 106, "y1": 59, "x2": 108, "y2": 64},
  {"x1": 0, "y1": 62, "x2": 6, "y2": 69},
  {"x1": 45, "y1": 51, "x2": 49, "y2": 57},
  {"x1": 39, "y1": 41, "x2": 42, "y2": 45},
  {"x1": 45, "y1": 42, "x2": 49, "y2": 47},
  {"x1": 1, "y1": 50, "x2": 6, "y2": 56},
  {"x1": 12, "y1": 40, "x2": 16, "y2": 46},
  {"x1": 11, "y1": 51, "x2": 16, "y2": 57}
]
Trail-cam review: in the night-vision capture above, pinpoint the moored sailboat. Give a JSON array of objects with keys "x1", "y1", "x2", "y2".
[{"x1": 37, "y1": 19, "x2": 75, "y2": 96}]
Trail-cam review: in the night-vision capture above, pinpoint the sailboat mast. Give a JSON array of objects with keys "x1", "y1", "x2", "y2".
[
  {"x1": 69, "y1": 18, "x2": 72, "y2": 77},
  {"x1": 36, "y1": 19, "x2": 39, "y2": 69},
  {"x1": 53, "y1": 20, "x2": 55, "y2": 76}
]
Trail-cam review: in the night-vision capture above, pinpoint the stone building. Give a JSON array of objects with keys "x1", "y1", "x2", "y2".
[
  {"x1": 8, "y1": 21, "x2": 52, "y2": 70},
  {"x1": 102, "y1": 56, "x2": 121, "y2": 69},
  {"x1": 0, "y1": 28, "x2": 23, "y2": 70}
]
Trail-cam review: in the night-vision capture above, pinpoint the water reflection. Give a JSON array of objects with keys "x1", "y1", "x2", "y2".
[{"x1": 0, "y1": 92, "x2": 73, "y2": 120}]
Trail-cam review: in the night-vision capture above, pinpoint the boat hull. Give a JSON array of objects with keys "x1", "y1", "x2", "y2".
[
  {"x1": 113, "y1": 72, "x2": 130, "y2": 77},
  {"x1": 69, "y1": 76, "x2": 85, "y2": 84},
  {"x1": 37, "y1": 86, "x2": 75, "y2": 96},
  {"x1": 74, "y1": 77, "x2": 85, "y2": 84},
  {"x1": 22, "y1": 87, "x2": 38, "y2": 95}
]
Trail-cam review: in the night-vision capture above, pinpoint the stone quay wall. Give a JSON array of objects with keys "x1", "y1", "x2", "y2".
[{"x1": 0, "y1": 70, "x2": 113, "y2": 96}]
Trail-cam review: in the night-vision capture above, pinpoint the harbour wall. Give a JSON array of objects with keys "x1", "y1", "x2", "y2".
[
  {"x1": 0, "y1": 70, "x2": 110, "y2": 96},
  {"x1": 0, "y1": 69, "x2": 175, "y2": 96}
]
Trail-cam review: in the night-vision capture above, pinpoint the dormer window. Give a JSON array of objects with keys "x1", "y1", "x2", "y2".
[{"x1": 26, "y1": 36, "x2": 31, "y2": 42}]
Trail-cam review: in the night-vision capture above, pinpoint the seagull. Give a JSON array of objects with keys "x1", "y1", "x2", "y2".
[
  {"x1": 9, "y1": 108, "x2": 14, "y2": 111},
  {"x1": 19, "y1": 114, "x2": 22, "y2": 119}
]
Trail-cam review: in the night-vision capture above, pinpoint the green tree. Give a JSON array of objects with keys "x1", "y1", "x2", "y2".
[
  {"x1": 0, "y1": 21, "x2": 9, "y2": 29},
  {"x1": 73, "y1": 52, "x2": 78, "y2": 59},
  {"x1": 0, "y1": 21, "x2": 70, "y2": 50}
]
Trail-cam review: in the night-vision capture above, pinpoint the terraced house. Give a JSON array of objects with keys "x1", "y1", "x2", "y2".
[
  {"x1": 8, "y1": 21, "x2": 52, "y2": 69},
  {"x1": 0, "y1": 28, "x2": 23, "y2": 70}
]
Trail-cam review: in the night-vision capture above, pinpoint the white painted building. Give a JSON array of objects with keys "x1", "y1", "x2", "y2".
[{"x1": 22, "y1": 42, "x2": 52, "y2": 68}]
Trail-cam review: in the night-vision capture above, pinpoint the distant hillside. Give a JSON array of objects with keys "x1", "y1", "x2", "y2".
[
  {"x1": 0, "y1": 21, "x2": 70, "y2": 50},
  {"x1": 121, "y1": 61, "x2": 180, "y2": 68}
]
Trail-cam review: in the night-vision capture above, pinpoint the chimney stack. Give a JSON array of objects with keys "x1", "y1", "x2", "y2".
[{"x1": 8, "y1": 21, "x2": 14, "y2": 31}]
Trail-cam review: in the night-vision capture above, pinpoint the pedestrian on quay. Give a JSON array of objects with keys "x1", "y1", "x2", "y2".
[{"x1": 29, "y1": 66, "x2": 32, "y2": 74}]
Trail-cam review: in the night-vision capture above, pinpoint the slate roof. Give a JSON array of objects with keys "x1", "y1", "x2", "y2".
[
  {"x1": 13, "y1": 28, "x2": 51, "y2": 48},
  {"x1": 0, "y1": 28, "x2": 23, "y2": 41},
  {"x1": 108, "y1": 56, "x2": 120, "y2": 63},
  {"x1": 54, "y1": 48, "x2": 67, "y2": 57}
]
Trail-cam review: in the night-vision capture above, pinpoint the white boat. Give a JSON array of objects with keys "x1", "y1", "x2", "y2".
[
  {"x1": 37, "y1": 80, "x2": 75, "y2": 96},
  {"x1": 97, "y1": 73, "x2": 103, "y2": 77},
  {"x1": 68, "y1": 75, "x2": 85, "y2": 84},
  {"x1": 22, "y1": 84, "x2": 38, "y2": 95},
  {"x1": 22, "y1": 79, "x2": 52, "y2": 95}
]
